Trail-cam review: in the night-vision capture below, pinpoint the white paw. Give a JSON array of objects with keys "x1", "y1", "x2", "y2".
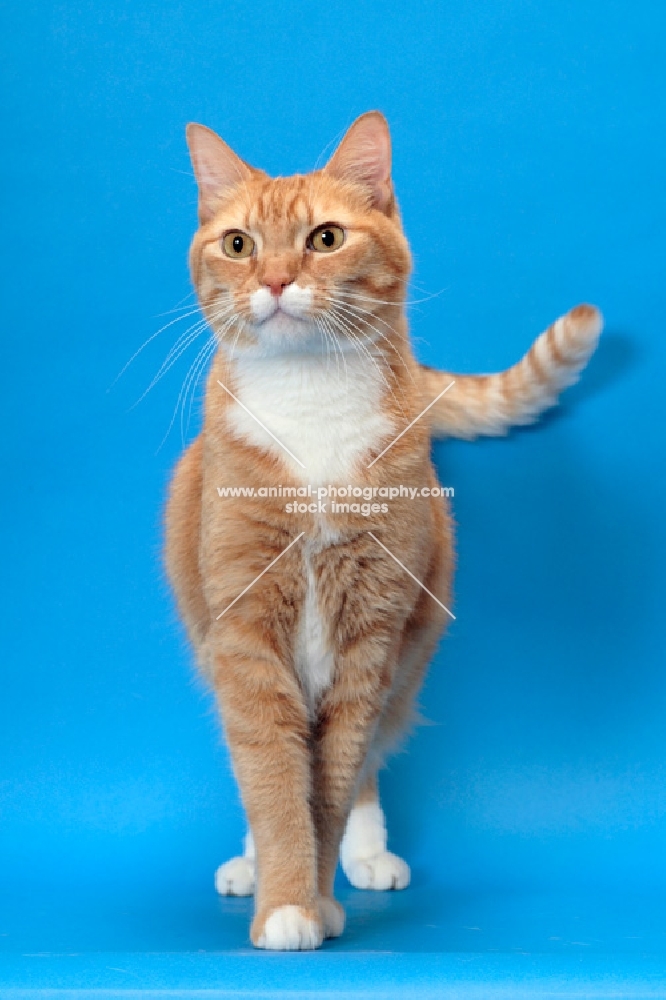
[
  {"x1": 342, "y1": 850, "x2": 411, "y2": 890},
  {"x1": 256, "y1": 905, "x2": 323, "y2": 951},
  {"x1": 319, "y1": 897, "x2": 345, "y2": 938},
  {"x1": 214, "y1": 856, "x2": 256, "y2": 896}
]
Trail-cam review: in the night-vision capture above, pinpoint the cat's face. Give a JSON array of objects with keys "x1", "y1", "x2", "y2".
[{"x1": 187, "y1": 113, "x2": 411, "y2": 357}]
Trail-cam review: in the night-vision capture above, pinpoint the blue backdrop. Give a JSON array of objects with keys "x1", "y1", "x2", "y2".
[{"x1": 1, "y1": 0, "x2": 665, "y2": 993}]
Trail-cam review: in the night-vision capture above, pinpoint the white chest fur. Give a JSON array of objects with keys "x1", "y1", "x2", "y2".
[
  {"x1": 225, "y1": 349, "x2": 394, "y2": 712},
  {"x1": 225, "y1": 352, "x2": 395, "y2": 484}
]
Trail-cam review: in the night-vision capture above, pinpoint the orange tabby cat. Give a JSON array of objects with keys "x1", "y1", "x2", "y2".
[{"x1": 165, "y1": 112, "x2": 602, "y2": 950}]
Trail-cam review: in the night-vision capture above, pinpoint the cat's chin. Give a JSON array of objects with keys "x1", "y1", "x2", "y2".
[{"x1": 252, "y1": 311, "x2": 321, "y2": 356}]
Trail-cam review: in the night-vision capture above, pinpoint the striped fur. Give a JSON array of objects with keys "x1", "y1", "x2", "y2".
[{"x1": 422, "y1": 304, "x2": 603, "y2": 439}]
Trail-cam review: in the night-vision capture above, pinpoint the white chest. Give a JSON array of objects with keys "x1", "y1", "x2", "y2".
[
  {"x1": 225, "y1": 352, "x2": 394, "y2": 483},
  {"x1": 225, "y1": 350, "x2": 393, "y2": 710}
]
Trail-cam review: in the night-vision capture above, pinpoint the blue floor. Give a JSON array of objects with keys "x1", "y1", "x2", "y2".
[{"x1": 3, "y1": 877, "x2": 666, "y2": 996}]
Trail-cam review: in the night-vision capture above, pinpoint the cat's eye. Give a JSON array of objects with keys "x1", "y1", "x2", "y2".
[
  {"x1": 308, "y1": 225, "x2": 345, "y2": 253},
  {"x1": 222, "y1": 231, "x2": 255, "y2": 259}
]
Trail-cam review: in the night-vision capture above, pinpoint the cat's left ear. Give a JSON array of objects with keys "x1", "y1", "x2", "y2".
[
  {"x1": 186, "y1": 123, "x2": 253, "y2": 225},
  {"x1": 324, "y1": 111, "x2": 393, "y2": 212}
]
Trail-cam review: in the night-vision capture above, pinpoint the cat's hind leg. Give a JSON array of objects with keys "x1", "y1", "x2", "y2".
[
  {"x1": 340, "y1": 773, "x2": 410, "y2": 890},
  {"x1": 215, "y1": 829, "x2": 256, "y2": 897}
]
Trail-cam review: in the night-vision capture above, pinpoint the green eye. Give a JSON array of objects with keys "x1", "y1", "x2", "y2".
[
  {"x1": 222, "y1": 231, "x2": 255, "y2": 258},
  {"x1": 309, "y1": 225, "x2": 345, "y2": 253}
]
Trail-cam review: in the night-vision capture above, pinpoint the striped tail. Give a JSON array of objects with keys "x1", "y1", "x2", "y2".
[{"x1": 422, "y1": 304, "x2": 603, "y2": 440}]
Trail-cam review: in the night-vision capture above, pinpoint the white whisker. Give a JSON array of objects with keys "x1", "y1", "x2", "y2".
[
  {"x1": 157, "y1": 335, "x2": 216, "y2": 452},
  {"x1": 339, "y1": 287, "x2": 446, "y2": 308},
  {"x1": 319, "y1": 313, "x2": 349, "y2": 389},
  {"x1": 328, "y1": 295, "x2": 417, "y2": 385},
  {"x1": 131, "y1": 316, "x2": 214, "y2": 408},
  {"x1": 110, "y1": 306, "x2": 204, "y2": 389},
  {"x1": 327, "y1": 309, "x2": 408, "y2": 418},
  {"x1": 155, "y1": 291, "x2": 198, "y2": 318},
  {"x1": 314, "y1": 317, "x2": 342, "y2": 381},
  {"x1": 181, "y1": 336, "x2": 218, "y2": 444}
]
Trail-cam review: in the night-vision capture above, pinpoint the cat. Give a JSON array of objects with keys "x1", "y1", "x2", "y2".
[{"x1": 164, "y1": 111, "x2": 602, "y2": 950}]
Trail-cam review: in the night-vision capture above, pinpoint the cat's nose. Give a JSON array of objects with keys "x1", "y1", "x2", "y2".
[
  {"x1": 261, "y1": 263, "x2": 295, "y2": 298},
  {"x1": 264, "y1": 277, "x2": 294, "y2": 298}
]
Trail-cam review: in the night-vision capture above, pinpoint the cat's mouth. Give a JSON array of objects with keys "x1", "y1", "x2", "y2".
[
  {"x1": 268, "y1": 301, "x2": 293, "y2": 318},
  {"x1": 252, "y1": 308, "x2": 315, "y2": 347},
  {"x1": 246, "y1": 284, "x2": 319, "y2": 352},
  {"x1": 257, "y1": 299, "x2": 308, "y2": 322}
]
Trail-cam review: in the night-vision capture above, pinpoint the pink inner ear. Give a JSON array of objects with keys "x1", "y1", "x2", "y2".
[
  {"x1": 186, "y1": 124, "x2": 252, "y2": 223},
  {"x1": 325, "y1": 112, "x2": 392, "y2": 210}
]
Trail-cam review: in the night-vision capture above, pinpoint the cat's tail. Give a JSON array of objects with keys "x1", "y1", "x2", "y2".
[{"x1": 422, "y1": 304, "x2": 603, "y2": 440}]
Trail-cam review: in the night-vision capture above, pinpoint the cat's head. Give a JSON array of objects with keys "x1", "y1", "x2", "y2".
[{"x1": 186, "y1": 112, "x2": 411, "y2": 357}]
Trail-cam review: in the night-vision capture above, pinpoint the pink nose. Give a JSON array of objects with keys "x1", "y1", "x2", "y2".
[{"x1": 264, "y1": 277, "x2": 293, "y2": 297}]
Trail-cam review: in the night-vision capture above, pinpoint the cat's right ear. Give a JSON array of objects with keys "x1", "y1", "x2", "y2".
[{"x1": 186, "y1": 124, "x2": 252, "y2": 225}]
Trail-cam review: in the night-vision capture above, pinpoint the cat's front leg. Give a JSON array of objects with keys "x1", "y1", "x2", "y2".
[
  {"x1": 311, "y1": 632, "x2": 397, "y2": 915},
  {"x1": 207, "y1": 625, "x2": 323, "y2": 950}
]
